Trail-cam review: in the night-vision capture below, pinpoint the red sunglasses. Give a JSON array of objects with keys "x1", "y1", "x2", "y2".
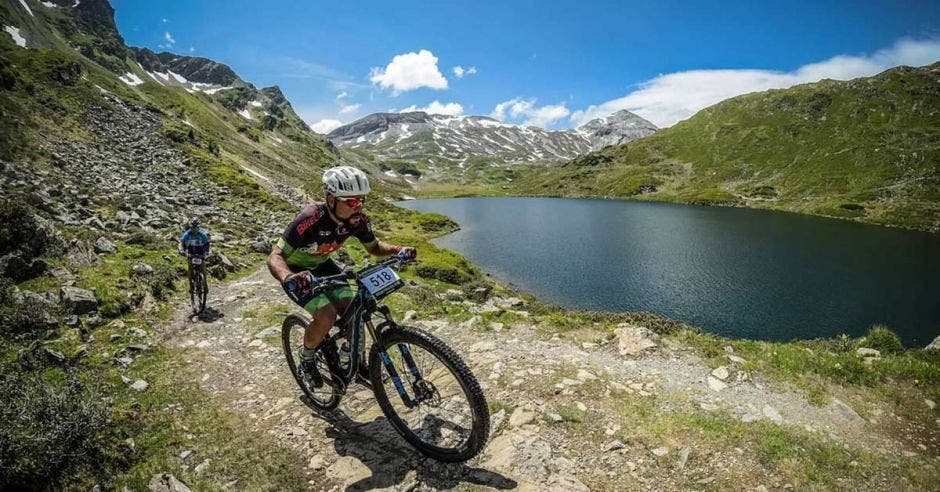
[{"x1": 338, "y1": 196, "x2": 365, "y2": 207}]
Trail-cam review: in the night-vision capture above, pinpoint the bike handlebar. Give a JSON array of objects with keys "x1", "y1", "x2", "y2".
[{"x1": 287, "y1": 255, "x2": 414, "y2": 297}]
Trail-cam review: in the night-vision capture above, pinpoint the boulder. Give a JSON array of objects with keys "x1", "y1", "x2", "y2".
[
  {"x1": 60, "y1": 285, "x2": 98, "y2": 315},
  {"x1": 94, "y1": 236, "x2": 117, "y2": 254},
  {"x1": 613, "y1": 325, "x2": 658, "y2": 356},
  {"x1": 148, "y1": 473, "x2": 192, "y2": 492},
  {"x1": 856, "y1": 347, "x2": 881, "y2": 358},
  {"x1": 132, "y1": 263, "x2": 154, "y2": 275},
  {"x1": 250, "y1": 240, "x2": 272, "y2": 254},
  {"x1": 218, "y1": 253, "x2": 235, "y2": 271},
  {"x1": 13, "y1": 290, "x2": 60, "y2": 327},
  {"x1": 925, "y1": 335, "x2": 940, "y2": 351},
  {"x1": 0, "y1": 252, "x2": 48, "y2": 282}
]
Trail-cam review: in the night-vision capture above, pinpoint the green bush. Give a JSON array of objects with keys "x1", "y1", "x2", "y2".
[
  {"x1": 0, "y1": 278, "x2": 59, "y2": 338},
  {"x1": 415, "y1": 265, "x2": 472, "y2": 285},
  {"x1": 0, "y1": 369, "x2": 125, "y2": 489},
  {"x1": 0, "y1": 201, "x2": 56, "y2": 258},
  {"x1": 461, "y1": 280, "x2": 493, "y2": 303},
  {"x1": 861, "y1": 325, "x2": 904, "y2": 355},
  {"x1": 415, "y1": 212, "x2": 456, "y2": 233},
  {"x1": 124, "y1": 228, "x2": 163, "y2": 248}
]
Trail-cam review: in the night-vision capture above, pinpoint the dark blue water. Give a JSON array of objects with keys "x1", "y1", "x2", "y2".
[{"x1": 398, "y1": 197, "x2": 940, "y2": 346}]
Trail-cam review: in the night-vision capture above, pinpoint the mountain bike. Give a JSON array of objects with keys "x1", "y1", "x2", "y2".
[
  {"x1": 281, "y1": 253, "x2": 489, "y2": 462},
  {"x1": 184, "y1": 254, "x2": 208, "y2": 314}
]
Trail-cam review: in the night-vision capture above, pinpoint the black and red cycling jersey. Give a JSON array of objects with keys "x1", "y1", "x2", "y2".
[{"x1": 275, "y1": 202, "x2": 377, "y2": 270}]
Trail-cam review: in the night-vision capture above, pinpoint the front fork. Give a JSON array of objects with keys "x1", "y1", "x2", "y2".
[{"x1": 367, "y1": 319, "x2": 425, "y2": 409}]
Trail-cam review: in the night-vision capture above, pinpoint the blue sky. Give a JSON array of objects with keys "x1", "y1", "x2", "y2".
[{"x1": 113, "y1": 0, "x2": 940, "y2": 131}]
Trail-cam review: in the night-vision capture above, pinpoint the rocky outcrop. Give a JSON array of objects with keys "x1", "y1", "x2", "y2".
[{"x1": 60, "y1": 286, "x2": 98, "y2": 315}]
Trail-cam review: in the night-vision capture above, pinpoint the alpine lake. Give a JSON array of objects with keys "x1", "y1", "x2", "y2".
[{"x1": 398, "y1": 197, "x2": 940, "y2": 346}]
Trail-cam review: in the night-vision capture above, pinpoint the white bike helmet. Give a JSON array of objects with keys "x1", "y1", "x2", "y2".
[{"x1": 322, "y1": 166, "x2": 371, "y2": 197}]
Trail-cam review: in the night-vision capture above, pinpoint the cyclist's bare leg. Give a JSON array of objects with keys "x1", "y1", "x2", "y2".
[
  {"x1": 303, "y1": 299, "x2": 351, "y2": 349},
  {"x1": 186, "y1": 260, "x2": 193, "y2": 289},
  {"x1": 304, "y1": 303, "x2": 337, "y2": 350}
]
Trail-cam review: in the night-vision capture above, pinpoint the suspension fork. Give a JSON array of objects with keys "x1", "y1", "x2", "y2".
[{"x1": 367, "y1": 319, "x2": 422, "y2": 408}]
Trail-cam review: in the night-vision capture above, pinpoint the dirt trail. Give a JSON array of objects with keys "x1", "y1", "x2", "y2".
[{"x1": 162, "y1": 267, "x2": 924, "y2": 491}]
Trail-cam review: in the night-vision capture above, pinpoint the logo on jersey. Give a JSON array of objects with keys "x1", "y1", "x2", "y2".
[{"x1": 296, "y1": 207, "x2": 324, "y2": 235}]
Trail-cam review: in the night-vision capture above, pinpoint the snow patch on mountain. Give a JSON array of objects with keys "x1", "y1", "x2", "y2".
[
  {"x1": 119, "y1": 72, "x2": 145, "y2": 86},
  {"x1": 17, "y1": 0, "x2": 34, "y2": 17},
  {"x1": 4, "y1": 26, "x2": 26, "y2": 48}
]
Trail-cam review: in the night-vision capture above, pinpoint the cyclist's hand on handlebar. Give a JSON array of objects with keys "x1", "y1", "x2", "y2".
[
  {"x1": 397, "y1": 247, "x2": 417, "y2": 261},
  {"x1": 284, "y1": 271, "x2": 318, "y2": 293}
]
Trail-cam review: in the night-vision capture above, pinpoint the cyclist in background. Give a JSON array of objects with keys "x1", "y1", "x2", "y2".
[{"x1": 179, "y1": 217, "x2": 211, "y2": 294}]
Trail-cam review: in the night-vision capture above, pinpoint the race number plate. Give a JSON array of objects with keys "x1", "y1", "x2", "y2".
[
  {"x1": 363, "y1": 266, "x2": 400, "y2": 294},
  {"x1": 191, "y1": 257, "x2": 203, "y2": 265}
]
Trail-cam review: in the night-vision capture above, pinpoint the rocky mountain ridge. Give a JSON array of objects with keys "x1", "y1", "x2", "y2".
[{"x1": 328, "y1": 109, "x2": 657, "y2": 165}]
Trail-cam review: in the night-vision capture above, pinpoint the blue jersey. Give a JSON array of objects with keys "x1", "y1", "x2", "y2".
[{"x1": 180, "y1": 229, "x2": 210, "y2": 256}]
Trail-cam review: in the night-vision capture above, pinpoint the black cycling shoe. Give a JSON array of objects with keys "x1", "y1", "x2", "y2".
[{"x1": 300, "y1": 357, "x2": 324, "y2": 389}]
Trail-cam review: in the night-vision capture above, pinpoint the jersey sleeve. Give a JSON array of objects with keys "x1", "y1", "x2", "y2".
[
  {"x1": 354, "y1": 215, "x2": 378, "y2": 248},
  {"x1": 277, "y1": 206, "x2": 320, "y2": 254}
]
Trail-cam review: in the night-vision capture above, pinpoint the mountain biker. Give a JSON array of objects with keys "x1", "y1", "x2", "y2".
[
  {"x1": 179, "y1": 218, "x2": 211, "y2": 293},
  {"x1": 267, "y1": 166, "x2": 417, "y2": 387}
]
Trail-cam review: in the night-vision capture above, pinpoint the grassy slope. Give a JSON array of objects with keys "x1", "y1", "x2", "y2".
[{"x1": 509, "y1": 64, "x2": 940, "y2": 231}]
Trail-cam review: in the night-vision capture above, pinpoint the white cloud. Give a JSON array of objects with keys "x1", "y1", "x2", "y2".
[
  {"x1": 164, "y1": 32, "x2": 175, "y2": 44},
  {"x1": 452, "y1": 65, "x2": 477, "y2": 78},
  {"x1": 338, "y1": 103, "x2": 361, "y2": 114},
  {"x1": 400, "y1": 100, "x2": 464, "y2": 116},
  {"x1": 370, "y1": 49, "x2": 448, "y2": 94},
  {"x1": 311, "y1": 119, "x2": 343, "y2": 134},
  {"x1": 490, "y1": 98, "x2": 570, "y2": 128},
  {"x1": 336, "y1": 91, "x2": 348, "y2": 99},
  {"x1": 570, "y1": 37, "x2": 940, "y2": 128}
]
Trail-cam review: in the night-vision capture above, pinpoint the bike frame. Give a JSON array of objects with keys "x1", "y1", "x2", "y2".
[{"x1": 314, "y1": 259, "x2": 427, "y2": 408}]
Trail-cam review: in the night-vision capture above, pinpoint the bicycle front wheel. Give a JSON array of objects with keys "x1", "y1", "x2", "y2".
[{"x1": 369, "y1": 326, "x2": 489, "y2": 462}]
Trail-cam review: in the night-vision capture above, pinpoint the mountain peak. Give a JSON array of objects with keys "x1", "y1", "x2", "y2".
[
  {"x1": 130, "y1": 48, "x2": 241, "y2": 86},
  {"x1": 577, "y1": 109, "x2": 658, "y2": 150}
]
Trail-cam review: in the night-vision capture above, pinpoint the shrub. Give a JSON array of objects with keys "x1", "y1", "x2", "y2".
[
  {"x1": 415, "y1": 213, "x2": 455, "y2": 233},
  {"x1": 0, "y1": 278, "x2": 59, "y2": 338},
  {"x1": 0, "y1": 369, "x2": 125, "y2": 489},
  {"x1": 461, "y1": 280, "x2": 493, "y2": 303},
  {"x1": 861, "y1": 325, "x2": 904, "y2": 355},
  {"x1": 124, "y1": 228, "x2": 162, "y2": 248},
  {"x1": 0, "y1": 201, "x2": 56, "y2": 258},
  {"x1": 415, "y1": 265, "x2": 472, "y2": 285}
]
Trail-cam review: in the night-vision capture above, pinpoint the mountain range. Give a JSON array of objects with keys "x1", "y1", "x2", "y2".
[{"x1": 328, "y1": 109, "x2": 658, "y2": 166}]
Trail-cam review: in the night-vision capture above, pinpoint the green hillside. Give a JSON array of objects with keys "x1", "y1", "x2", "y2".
[{"x1": 513, "y1": 64, "x2": 940, "y2": 231}]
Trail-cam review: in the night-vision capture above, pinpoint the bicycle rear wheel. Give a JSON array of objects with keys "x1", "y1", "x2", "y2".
[
  {"x1": 197, "y1": 272, "x2": 208, "y2": 313},
  {"x1": 282, "y1": 313, "x2": 341, "y2": 411},
  {"x1": 369, "y1": 326, "x2": 489, "y2": 462},
  {"x1": 189, "y1": 276, "x2": 199, "y2": 313}
]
